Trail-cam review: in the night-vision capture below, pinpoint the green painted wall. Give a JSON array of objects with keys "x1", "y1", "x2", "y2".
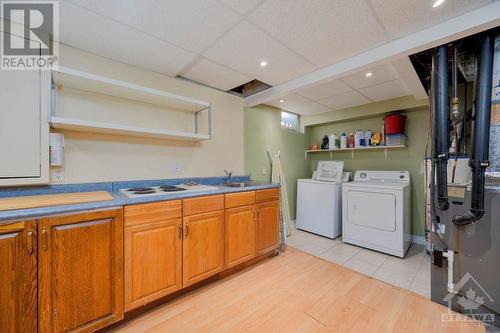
[
  {"x1": 308, "y1": 108, "x2": 429, "y2": 236},
  {"x1": 244, "y1": 105, "x2": 310, "y2": 220}
]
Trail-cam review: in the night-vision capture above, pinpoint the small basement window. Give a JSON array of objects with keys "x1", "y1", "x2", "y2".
[{"x1": 281, "y1": 111, "x2": 299, "y2": 131}]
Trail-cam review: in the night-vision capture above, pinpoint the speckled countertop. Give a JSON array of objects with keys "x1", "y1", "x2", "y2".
[{"x1": 0, "y1": 176, "x2": 280, "y2": 224}]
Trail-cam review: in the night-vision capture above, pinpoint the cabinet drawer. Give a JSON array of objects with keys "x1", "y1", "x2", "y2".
[
  {"x1": 256, "y1": 188, "x2": 280, "y2": 203},
  {"x1": 225, "y1": 191, "x2": 255, "y2": 209},
  {"x1": 183, "y1": 195, "x2": 224, "y2": 216},
  {"x1": 124, "y1": 200, "x2": 182, "y2": 226}
]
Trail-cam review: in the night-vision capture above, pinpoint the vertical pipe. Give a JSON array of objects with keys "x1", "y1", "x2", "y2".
[
  {"x1": 453, "y1": 34, "x2": 495, "y2": 225},
  {"x1": 434, "y1": 45, "x2": 450, "y2": 211}
]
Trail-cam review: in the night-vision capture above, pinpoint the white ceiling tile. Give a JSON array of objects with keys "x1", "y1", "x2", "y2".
[
  {"x1": 294, "y1": 79, "x2": 352, "y2": 100},
  {"x1": 391, "y1": 57, "x2": 428, "y2": 99},
  {"x1": 59, "y1": 2, "x2": 196, "y2": 76},
  {"x1": 294, "y1": 101, "x2": 333, "y2": 116},
  {"x1": 341, "y1": 63, "x2": 400, "y2": 89},
  {"x1": 66, "y1": 0, "x2": 242, "y2": 53},
  {"x1": 181, "y1": 58, "x2": 252, "y2": 91},
  {"x1": 369, "y1": 0, "x2": 493, "y2": 40},
  {"x1": 248, "y1": 0, "x2": 388, "y2": 67},
  {"x1": 219, "y1": 0, "x2": 264, "y2": 15},
  {"x1": 266, "y1": 93, "x2": 310, "y2": 109},
  {"x1": 203, "y1": 21, "x2": 315, "y2": 86},
  {"x1": 358, "y1": 79, "x2": 411, "y2": 102},
  {"x1": 319, "y1": 90, "x2": 371, "y2": 110}
]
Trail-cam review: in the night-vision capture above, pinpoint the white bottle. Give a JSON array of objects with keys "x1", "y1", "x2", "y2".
[
  {"x1": 328, "y1": 134, "x2": 336, "y2": 149},
  {"x1": 355, "y1": 130, "x2": 364, "y2": 147},
  {"x1": 365, "y1": 129, "x2": 372, "y2": 146},
  {"x1": 340, "y1": 133, "x2": 347, "y2": 149}
]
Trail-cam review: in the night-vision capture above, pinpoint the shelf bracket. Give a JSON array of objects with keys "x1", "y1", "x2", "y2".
[
  {"x1": 351, "y1": 150, "x2": 354, "y2": 160},
  {"x1": 384, "y1": 148, "x2": 388, "y2": 160},
  {"x1": 330, "y1": 151, "x2": 333, "y2": 160}
]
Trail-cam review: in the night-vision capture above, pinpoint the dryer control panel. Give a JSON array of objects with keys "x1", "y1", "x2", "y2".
[{"x1": 354, "y1": 170, "x2": 410, "y2": 183}]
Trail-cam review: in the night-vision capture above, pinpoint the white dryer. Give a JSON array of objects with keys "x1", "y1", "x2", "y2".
[{"x1": 342, "y1": 170, "x2": 411, "y2": 257}]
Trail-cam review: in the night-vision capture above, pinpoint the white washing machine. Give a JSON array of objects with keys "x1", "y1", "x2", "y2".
[
  {"x1": 342, "y1": 170, "x2": 411, "y2": 257},
  {"x1": 296, "y1": 179, "x2": 343, "y2": 239}
]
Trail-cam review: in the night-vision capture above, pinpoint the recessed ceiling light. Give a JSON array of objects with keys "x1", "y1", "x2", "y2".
[
  {"x1": 432, "y1": 0, "x2": 445, "y2": 8},
  {"x1": 260, "y1": 60, "x2": 268, "y2": 67},
  {"x1": 365, "y1": 72, "x2": 373, "y2": 77},
  {"x1": 279, "y1": 99, "x2": 285, "y2": 103}
]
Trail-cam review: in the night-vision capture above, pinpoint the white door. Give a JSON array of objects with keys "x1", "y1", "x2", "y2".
[
  {"x1": 347, "y1": 190, "x2": 396, "y2": 231},
  {"x1": 0, "y1": 31, "x2": 41, "y2": 178}
]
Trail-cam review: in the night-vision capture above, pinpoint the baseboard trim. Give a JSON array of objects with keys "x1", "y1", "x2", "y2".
[{"x1": 412, "y1": 235, "x2": 426, "y2": 245}]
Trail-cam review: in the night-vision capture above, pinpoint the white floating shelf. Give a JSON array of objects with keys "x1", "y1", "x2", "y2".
[
  {"x1": 52, "y1": 66, "x2": 210, "y2": 112},
  {"x1": 305, "y1": 145, "x2": 406, "y2": 160},
  {"x1": 50, "y1": 116, "x2": 210, "y2": 142}
]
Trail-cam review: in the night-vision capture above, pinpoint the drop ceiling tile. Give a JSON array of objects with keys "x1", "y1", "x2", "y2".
[
  {"x1": 266, "y1": 93, "x2": 310, "y2": 110},
  {"x1": 295, "y1": 101, "x2": 333, "y2": 116},
  {"x1": 66, "y1": 0, "x2": 242, "y2": 53},
  {"x1": 59, "y1": 2, "x2": 196, "y2": 76},
  {"x1": 248, "y1": 0, "x2": 388, "y2": 67},
  {"x1": 392, "y1": 57, "x2": 428, "y2": 99},
  {"x1": 182, "y1": 58, "x2": 252, "y2": 91},
  {"x1": 219, "y1": 0, "x2": 264, "y2": 15},
  {"x1": 203, "y1": 21, "x2": 315, "y2": 86},
  {"x1": 369, "y1": 0, "x2": 493, "y2": 40},
  {"x1": 295, "y1": 79, "x2": 352, "y2": 101},
  {"x1": 319, "y1": 90, "x2": 371, "y2": 110},
  {"x1": 341, "y1": 63, "x2": 400, "y2": 89},
  {"x1": 358, "y1": 79, "x2": 411, "y2": 102}
]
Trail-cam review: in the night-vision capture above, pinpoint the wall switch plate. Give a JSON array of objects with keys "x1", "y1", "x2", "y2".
[{"x1": 51, "y1": 168, "x2": 64, "y2": 182}]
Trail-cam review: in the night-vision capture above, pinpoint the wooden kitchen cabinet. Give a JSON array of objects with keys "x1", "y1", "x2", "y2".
[
  {"x1": 0, "y1": 220, "x2": 37, "y2": 333},
  {"x1": 124, "y1": 218, "x2": 182, "y2": 311},
  {"x1": 38, "y1": 208, "x2": 124, "y2": 333},
  {"x1": 225, "y1": 205, "x2": 256, "y2": 268},
  {"x1": 183, "y1": 210, "x2": 224, "y2": 286},
  {"x1": 256, "y1": 200, "x2": 280, "y2": 255}
]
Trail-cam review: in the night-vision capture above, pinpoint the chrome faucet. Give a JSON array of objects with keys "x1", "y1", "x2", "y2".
[{"x1": 224, "y1": 170, "x2": 233, "y2": 183}]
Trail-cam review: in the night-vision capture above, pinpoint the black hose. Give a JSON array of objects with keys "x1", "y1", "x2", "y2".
[{"x1": 453, "y1": 34, "x2": 495, "y2": 226}]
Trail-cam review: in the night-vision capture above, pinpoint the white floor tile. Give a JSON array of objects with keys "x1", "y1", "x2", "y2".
[
  {"x1": 343, "y1": 257, "x2": 381, "y2": 277},
  {"x1": 352, "y1": 248, "x2": 389, "y2": 266}
]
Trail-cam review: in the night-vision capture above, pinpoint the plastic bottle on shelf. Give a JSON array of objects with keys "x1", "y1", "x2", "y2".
[
  {"x1": 365, "y1": 129, "x2": 373, "y2": 146},
  {"x1": 355, "y1": 130, "x2": 364, "y2": 147},
  {"x1": 348, "y1": 133, "x2": 355, "y2": 148},
  {"x1": 328, "y1": 133, "x2": 337, "y2": 149},
  {"x1": 340, "y1": 133, "x2": 347, "y2": 149}
]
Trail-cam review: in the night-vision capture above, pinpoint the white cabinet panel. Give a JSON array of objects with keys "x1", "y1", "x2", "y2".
[
  {"x1": 0, "y1": 30, "x2": 49, "y2": 185},
  {"x1": 0, "y1": 69, "x2": 41, "y2": 178}
]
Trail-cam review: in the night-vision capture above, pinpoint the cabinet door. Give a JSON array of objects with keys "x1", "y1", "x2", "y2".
[
  {"x1": 256, "y1": 201, "x2": 280, "y2": 255},
  {"x1": 225, "y1": 205, "x2": 256, "y2": 268},
  {"x1": 0, "y1": 221, "x2": 37, "y2": 333},
  {"x1": 183, "y1": 211, "x2": 224, "y2": 287},
  {"x1": 125, "y1": 219, "x2": 182, "y2": 311},
  {"x1": 38, "y1": 209, "x2": 124, "y2": 333}
]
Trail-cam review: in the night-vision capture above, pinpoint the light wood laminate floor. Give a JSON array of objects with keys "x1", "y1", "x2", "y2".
[{"x1": 112, "y1": 248, "x2": 484, "y2": 333}]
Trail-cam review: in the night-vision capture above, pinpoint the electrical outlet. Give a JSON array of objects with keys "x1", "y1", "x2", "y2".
[
  {"x1": 51, "y1": 168, "x2": 64, "y2": 182},
  {"x1": 261, "y1": 166, "x2": 267, "y2": 175},
  {"x1": 171, "y1": 161, "x2": 182, "y2": 174}
]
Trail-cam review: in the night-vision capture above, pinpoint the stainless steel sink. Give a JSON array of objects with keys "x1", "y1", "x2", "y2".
[{"x1": 221, "y1": 182, "x2": 260, "y2": 187}]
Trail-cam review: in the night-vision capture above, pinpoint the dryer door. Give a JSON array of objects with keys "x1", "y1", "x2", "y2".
[{"x1": 347, "y1": 190, "x2": 396, "y2": 231}]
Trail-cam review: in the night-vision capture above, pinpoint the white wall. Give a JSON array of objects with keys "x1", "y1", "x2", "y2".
[{"x1": 54, "y1": 44, "x2": 244, "y2": 183}]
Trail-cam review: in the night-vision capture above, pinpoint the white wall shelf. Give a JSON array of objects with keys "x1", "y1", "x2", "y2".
[
  {"x1": 50, "y1": 116, "x2": 210, "y2": 141},
  {"x1": 305, "y1": 145, "x2": 407, "y2": 160},
  {"x1": 50, "y1": 66, "x2": 212, "y2": 141}
]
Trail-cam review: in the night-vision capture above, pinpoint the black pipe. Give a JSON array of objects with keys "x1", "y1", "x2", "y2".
[
  {"x1": 453, "y1": 34, "x2": 495, "y2": 226},
  {"x1": 433, "y1": 45, "x2": 450, "y2": 211}
]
